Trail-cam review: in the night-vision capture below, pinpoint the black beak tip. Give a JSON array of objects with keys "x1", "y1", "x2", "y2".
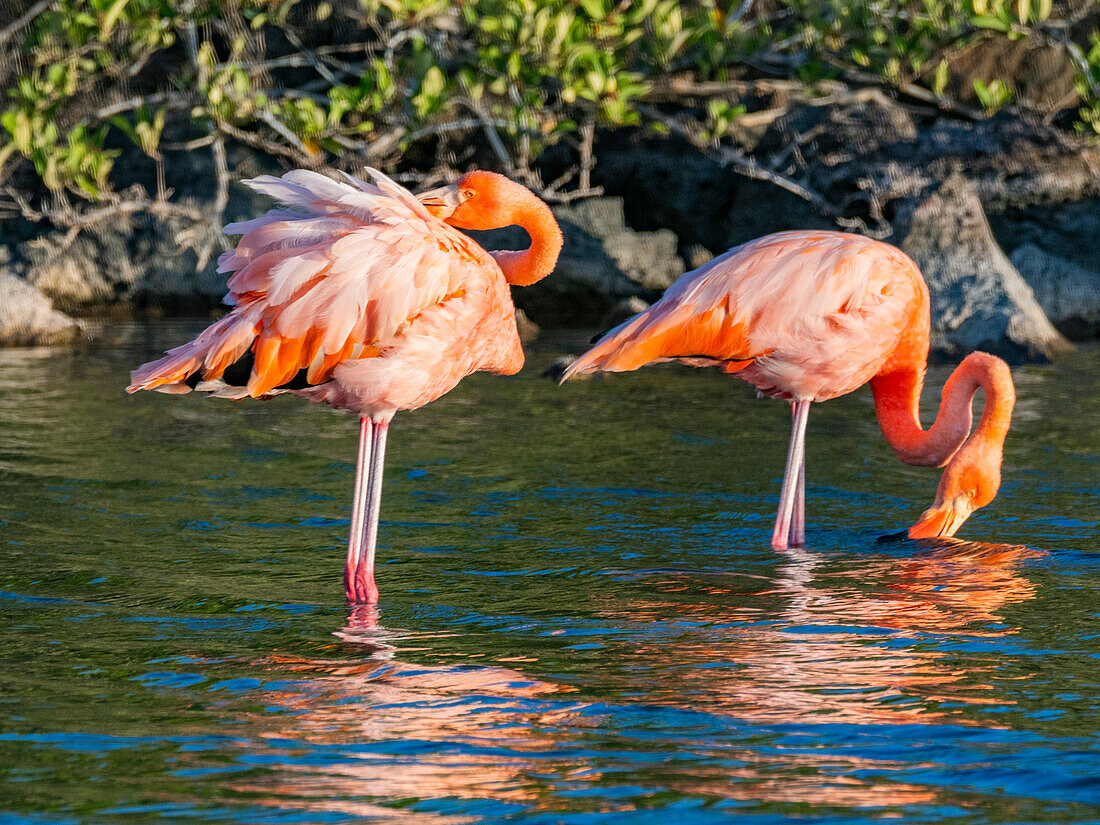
[{"x1": 876, "y1": 528, "x2": 911, "y2": 544}]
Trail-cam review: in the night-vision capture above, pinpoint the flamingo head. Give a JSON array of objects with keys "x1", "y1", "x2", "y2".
[
  {"x1": 419, "y1": 170, "x2": 561, "y2": 286},
  {"x1": 908, "y1": 440, "x2": 1002, "y2": 540},
  {"x1": 418, "y1": 171, "x2": 531, "y2": 229}
]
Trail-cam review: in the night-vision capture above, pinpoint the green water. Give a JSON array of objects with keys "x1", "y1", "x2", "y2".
[{"x1": 0, "y1": 320, "x2": 1098, "y2": 823}]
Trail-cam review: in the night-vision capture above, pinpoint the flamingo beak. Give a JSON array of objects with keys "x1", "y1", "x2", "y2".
[
  {"x1": 908, "y1": 495, "x2": 975, "y2": 540},
  {"x1": 417, "y1": 184, "x2": 468, "y2": 218}
]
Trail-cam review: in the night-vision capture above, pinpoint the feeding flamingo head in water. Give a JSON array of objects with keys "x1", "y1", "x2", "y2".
[
  {"x1": 908, "y1": 375, "x2": 1012, "y2": 539},
  {"x1": 909, "y1": 443, "x2": 1002, "y2": 539}
]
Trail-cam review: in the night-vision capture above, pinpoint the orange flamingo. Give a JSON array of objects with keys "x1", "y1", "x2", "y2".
[
  {"x1": 563, "y1": 230, "x2": 1015, "y2": 549},
  {"x1": 127, "y1": 168, "x2": 562, "y2": 604}
]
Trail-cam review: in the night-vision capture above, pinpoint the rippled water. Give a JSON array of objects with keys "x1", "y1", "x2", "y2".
[{"x1": 1, "y1": 320, "x2": 1098, "y2": 824}]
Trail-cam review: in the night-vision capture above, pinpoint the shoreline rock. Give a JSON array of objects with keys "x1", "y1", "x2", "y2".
[
  {"x1": 898, "y1": 175, "x2": 1071, "y2": 362},
  {"x1": 1009, "y1": 243, "x2": 1100, "y2": 339},
  {"x1": 0, "y1": 272, "x2": 82, "y2": 346}
]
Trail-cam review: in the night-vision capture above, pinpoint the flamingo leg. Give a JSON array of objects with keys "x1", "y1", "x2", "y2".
[
  {"x1": 349, "y1": 417, "x2": 389, "y2": 605},
  {"x1": 771, "y1": 399, "x2": 810, "y2": 551},
  {"x1": 345, "y1": 417, "x2": 375, "y2": 603},
  {"x1": 790, "y1": 444, "x2": 806, "y2": 549}
]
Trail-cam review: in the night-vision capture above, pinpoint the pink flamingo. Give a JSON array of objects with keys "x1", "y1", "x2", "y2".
[
  {"x1": 128, "y1": 168, "x2": 562, "y2": 604},
  {"x1": 563, "y1": 230, "x2": 1016, "y2": 549}
]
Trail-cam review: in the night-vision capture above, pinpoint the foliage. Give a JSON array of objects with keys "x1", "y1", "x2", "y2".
[
  {"x1": 973, "y1": 77, "x2": 1014, "y2": 112},
  {"x1": 0, "y1": 0, "x2": 1097, "y2": 224},
  {"x1": 1074, "y1": 32, "x2": 1100, "y2": 136}
]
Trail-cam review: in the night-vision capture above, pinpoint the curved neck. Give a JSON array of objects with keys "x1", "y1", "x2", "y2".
[
  {"x1": 870, "y1": 352, "x2": 1015, "y2": 469},
  {"x1": 488, "y1": 196, "x2": 563, "y2": 286}
]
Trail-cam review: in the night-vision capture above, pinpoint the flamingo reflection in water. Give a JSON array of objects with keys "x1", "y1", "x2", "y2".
[
  {"x1": 582, "y1": 539, "x2": 1041, "y2": 807},
  {"x1": 226, "y1": 607, "x2": 584, "y2": 820},
  {"x1": 594, "y1": 540, "x2": 1040, "y2": 724},
  {"x1": 208, "y1": 541, "x2": 1038, "y2": 818}
]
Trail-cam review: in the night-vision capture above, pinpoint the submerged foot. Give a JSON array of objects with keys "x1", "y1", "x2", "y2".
[{"x1": 344, "y1": 568, "x2": 379, "y2": 605}]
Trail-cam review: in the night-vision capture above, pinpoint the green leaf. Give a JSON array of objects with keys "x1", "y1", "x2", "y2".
[
  {"x1": 101, "y1": 0, "x2": 132, "y2": 36},
  {"x1": 421, "y1": 66, "x2": 445, "y2": 98},
  {"x1": 971, "y1": 14, "x2": 1011, "y2": 32},
  {"x1": 933, "y1": 59, "x2": 950, "y2": 97},
  {"x1": 576, "y1": 0, "x2": 608, "y2": 20}
]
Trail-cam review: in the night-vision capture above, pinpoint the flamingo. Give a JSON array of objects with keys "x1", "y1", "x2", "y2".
[
  {"x1": 562, "y1": 230, "x2": 1016, "y2": 549},
  {"x1": 127, "y1": 168, "x2": 562, "y2": 604}
]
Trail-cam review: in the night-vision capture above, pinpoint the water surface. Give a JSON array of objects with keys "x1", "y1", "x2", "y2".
[{"x1": 1, "y1": 320, "x2": 1098, "y2": 823}]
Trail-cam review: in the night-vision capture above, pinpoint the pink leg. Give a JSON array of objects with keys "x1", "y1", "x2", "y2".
[
  {"x1": 771, "y1": 400, "x2": 810, "y2": 551},
  {"x1": 347, "y1": 418, "x2": 389, "y2": 604},
  {"x1": 790, "y1": 447, "x2": 806, "y2": 548},
  {"x1": 345, "y1": 417, "x2": 376, "y2": 603}
]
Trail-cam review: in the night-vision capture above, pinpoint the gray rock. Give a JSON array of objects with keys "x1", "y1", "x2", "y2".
[
  {"x1": 684, "y1": 244, "x2": 715, "y2": 270},
  {"x1": 514, "y1": 308, "x2": 540, "y2": 343},
  {"x1": 25, "y1": 242, "x2": 115, "y2": 306},
  {"x1": 935, "y1": 37, "x2": 1078, "y2": 115},
  {"x1": 23, "y1": 213, "x2": 230, "y2": 312},
  {"x1": 592, "y1": 133, "x2": 833, "y2": 254},
  {"x1": 899, "y1": 174, "x2": 1071, "y2": 362},
  {"x1": 542, "y1": 354, "x2": 589, "y2": 382},
  {"x1": 0, "y1": 272, "x2": 81, "y2": 346},
  {"x1": 989, "y1": 195, "x2": 1100, "y2": 278},
  {"x1": 557, "y1": 197, "x2": 682, "y2": 291},
  {"x1": 600, "y1": 296, "x2": 650, "y2": 329},
  {"x1": 1009, "y1": 243, "x2": 1100, "y2": 338},
  {"x1": 765, "y1": 94, "x2": 1100, "y2": 230}
]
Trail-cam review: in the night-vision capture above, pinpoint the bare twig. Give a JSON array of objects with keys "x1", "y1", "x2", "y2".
[
  {"x1": 404, "y1": 117, "x2": 522, "y2": 143},
  {"x1": 82, "y1": 91, "x2": 194, "y2": 126},
  {"x1": 179, "y1": 0, "x2": 201, "y2": 72},
  {"x1": 578, "y1": 116, "x2": 596, "y2": 193},
  {"x1": 507, "y1": 85, "x2": 532, "y2": 175},
  {"x1": 179, "y1": 133, "x2": 232, "y2": 269},
  {"x1": 539, "y1": 164, "x2": 604, "y2": 203},
  {"x1": 254, "y1": 109, "x2": 321, "y2": 164},
  {"x1": 1038, "y1": 30, "x2": 1100, "y2": 99},
  {"x1": 216, "y1": 118, "x2": 314, "y2": 165},
  {"x1": 650, "y1": 77, "x2": 814, "y2": 99},
  {"x1": 730, "y1": 0, "x2": 755, "y2": 22},
  {"x1": 834, "y1": 65, "x2": 985, "y2": 121},
  {"x1": 455, "y1": 98, "x2": 514, "y2": 173},
  {"x1": 383, "y1": 29, "x2": 421, "y2": 66},
  {"x1": 540, "y1": 183, "x2": 605, "y2": 204},
  {"x1": 280, "y1": 26, "x2": 342, "y2": 85},
  {"x1": 163, "y1": 134, "x2": 217, "y2": 151},
  {"x1": 0, "y1": 0, "x2": 51, "y2": 47},
  {"x1": 3, "y1": 186, "x2": 208, "y2": 249},
  {"x1": 635, "y1": 104, "x2": 836, "y2": 209}
]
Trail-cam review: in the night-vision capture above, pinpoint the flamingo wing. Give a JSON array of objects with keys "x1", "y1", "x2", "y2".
[
  {"x1": 563, "y1": 231, "x2": 917, "y2": 381},
  {"x1": 128, "y1": 169, "x2": 492, "y2": 397}
]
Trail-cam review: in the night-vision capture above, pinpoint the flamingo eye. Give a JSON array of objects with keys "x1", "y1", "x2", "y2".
[{"x1": 462, "y1": 188, "x2": 475, "y2": 200}]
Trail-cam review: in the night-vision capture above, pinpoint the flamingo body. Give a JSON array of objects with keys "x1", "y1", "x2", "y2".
[
  {"x1": 129, "y1": 170, "x2": 526, "y2": 416},
  {"x1": 568, "y1": 231, "x2": 927, "y2": 402},
  {"x1": 565, "y1": 230, "x2": 1015, "y2": 548},
  {"x1": 129, "y1": 168, "x2": 562, "y2": 603}
]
